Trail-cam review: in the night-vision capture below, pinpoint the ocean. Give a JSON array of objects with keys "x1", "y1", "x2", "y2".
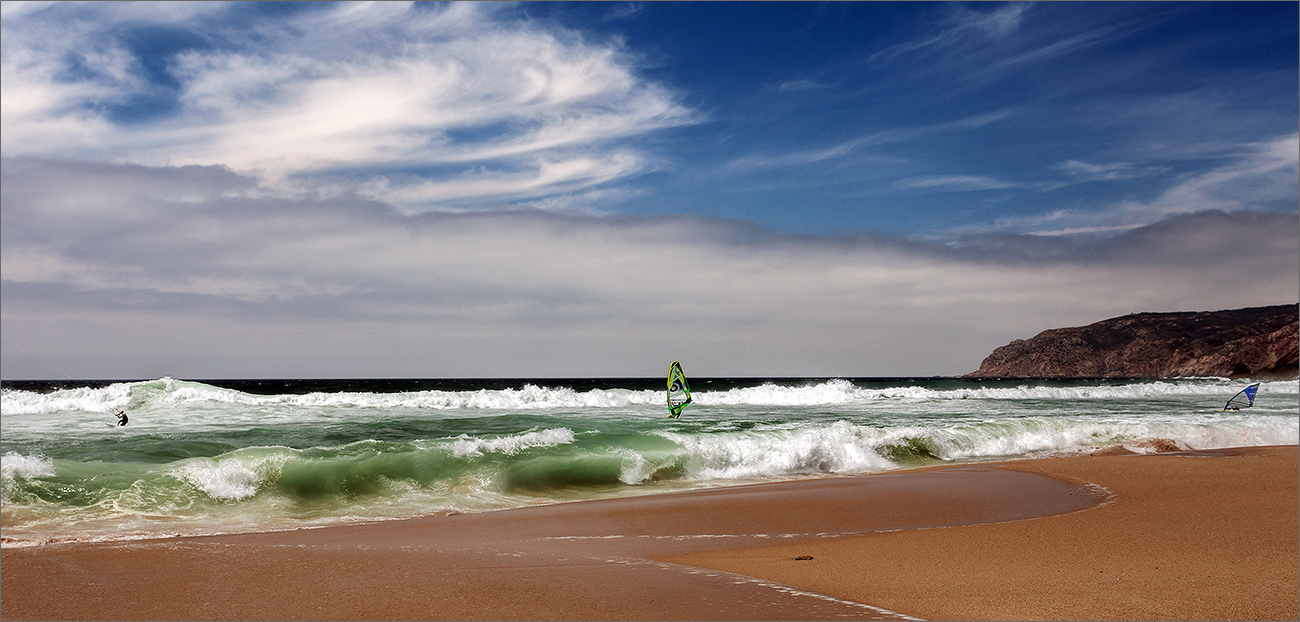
[{"x1": 3, "y1": 376, "x2": 1297, "y2": 547}]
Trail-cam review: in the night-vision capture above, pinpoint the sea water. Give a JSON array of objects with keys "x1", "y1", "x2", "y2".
[{"x1": 2, "y1": 376, "x2": 1296, "y2": 546}]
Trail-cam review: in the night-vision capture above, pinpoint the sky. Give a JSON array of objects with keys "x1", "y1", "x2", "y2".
[{"x1": 2, "y1": 1, "x2": 1297, "y2": 379}]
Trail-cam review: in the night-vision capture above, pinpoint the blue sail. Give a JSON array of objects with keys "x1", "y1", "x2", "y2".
[{"x1": 1222, "y1": 383, "x2": 1259, "y2": 410}]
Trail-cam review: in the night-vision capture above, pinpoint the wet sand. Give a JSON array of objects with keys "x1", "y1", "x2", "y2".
[{"x1": 2, "y1": 446, "x2": 1295, "y2": 620}]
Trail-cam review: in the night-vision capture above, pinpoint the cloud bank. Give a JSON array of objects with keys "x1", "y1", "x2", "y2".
[{"x1": 4, "y1": 159, "x2": 1295, "y2": 379}]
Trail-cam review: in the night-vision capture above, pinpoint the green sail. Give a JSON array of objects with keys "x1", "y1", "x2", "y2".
[{"x1": 667, "y1": 360, "x2": 692, "y2": 418}]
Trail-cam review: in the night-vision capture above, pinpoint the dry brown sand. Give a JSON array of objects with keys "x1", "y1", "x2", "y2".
[
  {"x1": 2, "y1": 445, "x2": 1295, "y2": 621},
  {"x1": 665, "y1": 445, "x2": 1299, "y2": 621}
]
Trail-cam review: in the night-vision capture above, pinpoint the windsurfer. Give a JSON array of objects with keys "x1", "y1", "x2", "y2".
[
  {"x1": 1221, "y1": 383, "x2": 1260, "y2": 411},
  {"x1": 115, "y1": 410, "x2": 128, "y2": 426}
]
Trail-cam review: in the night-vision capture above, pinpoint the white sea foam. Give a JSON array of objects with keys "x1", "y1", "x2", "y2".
[
  {"x1": 1, "y1": 385, "x2": 132, "y2": 415},
  {"x1": 1, "y1": 452, "x2": 56, "y2": 480},
  {"x1": 703, "y1": 380, "x2": 867, "y2": 405},
  {"x1": 663, "y1": 420, "x2": 898, "y2": 480},
  {"x1": 617, "y1": 449, "x2": 655, "y2": 485},
  {"x1": 446, "y1": 427, "x2": 577, "y2": 458},
  {"x1": 4, "y1": 377, "x2": 1295, "y2": 414},
  {"x1": 657, "y1": 414, "x2": 1300, "y2": 480},
  {"x1": 172, "y1": 457, "x2": 264, "y2": 501},
  {"x1": 942, "y1": 415, "x2": 1293, "y2": 458},
  {"x1": 863, "y1": 379, "x2": 1300, "y2": 402}
]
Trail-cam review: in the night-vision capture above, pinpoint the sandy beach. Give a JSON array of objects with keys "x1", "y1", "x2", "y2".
[{"x1": 3, "y1": 445, "x2": 1295, "y2": 621}]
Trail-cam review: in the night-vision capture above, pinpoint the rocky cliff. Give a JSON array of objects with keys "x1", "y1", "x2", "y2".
[{"x1": 967, "y1": 304, "x2": 1299, "y2": 379}]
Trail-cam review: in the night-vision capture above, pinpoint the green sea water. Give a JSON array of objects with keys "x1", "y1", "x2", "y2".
[{"x1": 3, "y1": 376, "x2": 1296, "y2": 546}]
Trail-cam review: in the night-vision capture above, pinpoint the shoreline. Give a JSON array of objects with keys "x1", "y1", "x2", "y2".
[
  {"x1": 0, "y1": 441, "x2": 1265, "y2": 551},
  {"x1": 3, "y1": 445, "x2": 1296, "y2": 620}
]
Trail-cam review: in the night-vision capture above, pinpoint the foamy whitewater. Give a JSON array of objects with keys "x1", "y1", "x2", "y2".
[{"x1": 3, "y1": 376, "x2": 1297, "y2": 546}]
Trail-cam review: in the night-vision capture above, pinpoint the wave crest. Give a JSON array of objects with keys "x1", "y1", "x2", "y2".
[
  {"x1": 447, "y1": 428, "x2": 576, "y2": 458},
  {"x1": 1, "y1": 452, "x2": 56, "y2": 483},
  {"x1": 173, "y1": 457, "x2": 264, "y2": 501}
]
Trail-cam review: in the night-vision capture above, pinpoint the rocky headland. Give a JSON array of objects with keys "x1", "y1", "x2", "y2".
[{"x1": 968, "y1": 304, "x2": 1299, "y2": 379}]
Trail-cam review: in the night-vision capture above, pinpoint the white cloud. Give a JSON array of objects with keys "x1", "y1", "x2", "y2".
[
  {"x1": 895, "y1": 174, "x2": 1023, "y2": 191},
  {"x1": 724, "y1": 143, "x2": 861, "y2": 174},
  {"x1": 3, "y1": 159, "x2": 1296, "y2": 378},
  {"x1": 937, "y1": 133, "x2": 1300, "y2": 237},
  {"x1": 361, "y1": 151, "x2": 645, "y2": 206},
  {"x1": 1131, "y1": 134, "x2": 1300, "y2": 216},
  {"x1": 869, "y1": 3, "x2": 1032, "y2": 64},
  {"x1": 1053, "y1": 159, "x2": 1168, "y2": 182},
  {"x1": 723, "y1": 109, "x2": 1018, "y2": 176},
  {"x1": 777, "y1": 78, "x2": 829, "y2": 92},
  {"x1": 0, "y1": 2, "x2": 694, "y2": 211}
]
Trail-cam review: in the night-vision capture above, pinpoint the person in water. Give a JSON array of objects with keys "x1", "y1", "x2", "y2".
[{"x1": 116, "y1": 410, "x2": 128, "y2": 426}]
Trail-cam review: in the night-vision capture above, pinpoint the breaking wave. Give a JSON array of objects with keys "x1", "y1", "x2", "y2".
[
  {"x1": 5, "y1": 376, "x2": 1296, "y2": 415},
  {"x1": 3, "y1": 376, "x2": 1295, "y2": 546}
]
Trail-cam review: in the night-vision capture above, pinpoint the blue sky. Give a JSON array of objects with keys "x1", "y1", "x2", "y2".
[
  {"x1": 544, "y1": 2, "x2": 1299, "y2": 234},
  {"x1": 2, "y1": 2, "x2": 1297, "y2": 379}
]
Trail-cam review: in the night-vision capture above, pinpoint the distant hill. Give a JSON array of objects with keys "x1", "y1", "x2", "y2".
[{"x1": 967, "y1": 304, "x2": 1299, "y2": 380}]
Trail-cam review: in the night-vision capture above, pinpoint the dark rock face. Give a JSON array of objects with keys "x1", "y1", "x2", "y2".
[{"x1": 968, "y1": 304, "x2": 1299, "y2": 379}]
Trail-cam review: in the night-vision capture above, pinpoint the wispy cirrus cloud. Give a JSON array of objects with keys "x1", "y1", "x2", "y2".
[
  {"x1": 989, "y1": 134, "x2": 1300, "y2": 236},
  {"x1": 1124, "y1": 133, "x2": 1300, "y2": 217},
  {"x1": 723, "y1": 142, "x2": 863, "y2": 174},
  {"x1": 1053, "y1": 159, "x2": 1169, "y2": 182},
  {"x1": 869, "y1": 3, "x2": 1031, "y2": 65},
  {"x1": 776, "y1": 78, "x2": 831, "y2": 92},
  {"x1": 722, "y1": 108, "x2": 1019, "y2": 175},
  {"x1": 359, "y1": 152, "x2": 645, "y2": 206},
  {"x1": 0, "y1": 2, "x2": 695, "y2": 212},
  {"x1": 895, "y1": 174, "x2": 1025, "y2": 192},
  {"x1": 869, "y1": 2, "x2": 1151, "y2": 84},
  {"x1": 900, "y1": 158, "x2": 1166, "y2": 197}
]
